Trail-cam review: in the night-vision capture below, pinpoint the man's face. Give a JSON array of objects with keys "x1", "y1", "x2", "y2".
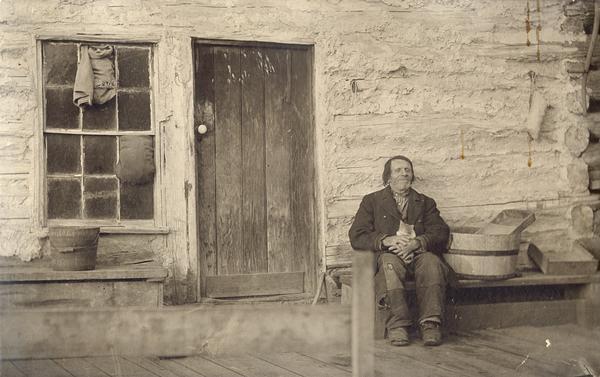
[{"x1": 388, "y1": 159, "x2": 413, "y2": 193}]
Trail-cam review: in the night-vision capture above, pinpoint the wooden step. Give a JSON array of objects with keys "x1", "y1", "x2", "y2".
[{"x1": 0, "y1": 264, "x2": 168, "y2": 308}]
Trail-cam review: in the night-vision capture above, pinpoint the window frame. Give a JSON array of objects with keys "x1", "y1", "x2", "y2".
[{"x1": 35, "y1": 36, "x2": 167, "y2": 234}]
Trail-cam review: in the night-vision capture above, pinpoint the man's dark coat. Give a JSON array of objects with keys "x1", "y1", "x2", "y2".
[{"x1": 348, "y1": 186, "x2": 450, "y2": 255}]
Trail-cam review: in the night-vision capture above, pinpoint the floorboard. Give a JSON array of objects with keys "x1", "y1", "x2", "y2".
[
  {"x1": 123, "y1": 357, "x2": 185, "y2": 377},
  {"x1": 0, "y1": 361, "x2": 27, "y2": 377},
  {"x1": 84, "y1": 356, "x2": 160, "y2": 377},
  {"x1": 297, "y1": 352, "x2": 352, "y2": 373},
  {"x1": 174, "y1": 356, "x2": 243, "y2": 377},
  {"x1": 208, "y1": 354, "x2": 300, "y2": 377},
  {"x1": 456, "y1": 330, "x2": 572, "y2": 374},
  {"x1": 11, "y1": 360, "x2": 72, "y2": 377},
  {"x1": 487, "y1": 325, "x2": 600, "y2": 373},
  {"x1": 150, "y1": 357, "x2": 207, "y2": 377},
  {"x1": 438, "y1": 335, "x2": 546, "y2": 377},
  {"x1": 373, "y1": 341, "x2": 466, "y2": 377},
  {"x1": 256, "y1": 352, "x2": 351, "y2": 377},
  {"x1": 54, "y1": 358, "x2": 111, "y2": 377},
  {"x1": 4, "y1": 324, "x2": 599, "y2": 377},
  {"x1": 376, "y1": 338, "x2": 483, "y2": 377},
  {"x1": 457, "y1": 329, "x2": 583, "y2": 376}
]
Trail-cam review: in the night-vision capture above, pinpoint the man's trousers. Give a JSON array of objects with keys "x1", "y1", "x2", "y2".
[{"x1": 374, "y1": 251, "x2": 448, "y2": 329}]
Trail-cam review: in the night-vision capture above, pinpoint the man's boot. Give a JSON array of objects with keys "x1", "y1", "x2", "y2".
[
  {"x1": 420, "y1": 321, "x2": 442, "y2": 346},
  {"x1": 388, "y1": 327, "x2": 410, "y2": 346}
]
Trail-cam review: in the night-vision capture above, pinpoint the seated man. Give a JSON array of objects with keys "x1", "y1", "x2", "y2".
[{"x1": 348, "y1": 155, "x2": 450, "y2": 346}]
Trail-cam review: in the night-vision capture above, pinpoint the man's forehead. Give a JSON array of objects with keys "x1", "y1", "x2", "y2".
[{"x1": 390, "y1": 159, "x2": 412, "y2": 170}]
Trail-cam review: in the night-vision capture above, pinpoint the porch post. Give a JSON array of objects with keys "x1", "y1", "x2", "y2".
[{"x1": 352, "y1": 250, "x2": 375, "y2": 377}]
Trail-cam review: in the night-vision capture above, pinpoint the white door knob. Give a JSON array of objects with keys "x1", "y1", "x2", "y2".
[{"x1": 197, "y1": 124, "x2": 208, "y2": 135}]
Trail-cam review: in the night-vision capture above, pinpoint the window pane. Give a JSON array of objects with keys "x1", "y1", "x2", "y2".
[
  {"x1": 117, "y1": 47, "x2": 149, "y2": 88},
  {"x1": 46, "y1": 134, "x2": 80, "y2": 174},
  {"x1": 46, "y1": 87, "x2": 79, "y2": 129},
  {"x1": 82, "y1": 96, "x2": 116, "y2": 130},
  {"x1": 120, "y1": 182, "x2": 153, "y2": 219},
  {"x1": 117, "y1": 135, "x2": 155, "y2": 185},
  {"x1": 43, "y1": 43, "x2": 77, "y2": 86},
  {"x1": 118, "y1": 91, "x2": 151, "y2": 131},
  {"x1": 47, "y1": 178, "x2": 81, "y2": 219},
  {"x1": 84, "y1": 177, "x2": 118, "y2": 219},
  {"x1": 83, "y1": 136, "x2": 116, "y2": 174}
]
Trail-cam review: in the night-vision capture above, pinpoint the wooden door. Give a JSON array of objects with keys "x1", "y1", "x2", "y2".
[{"x1": 194, "y1": 42, "x2": 316, "y2": 298}]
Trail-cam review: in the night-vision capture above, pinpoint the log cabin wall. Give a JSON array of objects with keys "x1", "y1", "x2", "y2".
[{"x1": 0, "y1": 0, "x2": 598, "y2": 304}]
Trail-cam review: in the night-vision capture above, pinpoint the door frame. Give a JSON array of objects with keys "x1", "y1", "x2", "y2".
[{"x1": 191, "y1": 38, "x2": 320, "y2": 300}]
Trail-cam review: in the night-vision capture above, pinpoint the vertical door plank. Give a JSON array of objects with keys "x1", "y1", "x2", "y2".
[
  {"x1": 264, "y1": 47, "x2": 293, "y2": 273},
  {"x1": 214, "y1": 47, "x2": 243, "y2": 275},
  {"x1": 194, "y1": 45, "x2": 217, "y2": 294},
  {"x1": 241, "y1": 48, "x2": 267, "y2": 273},
  {"x1": 289, "y1": 48, "x2": 315, "y2": 293}
]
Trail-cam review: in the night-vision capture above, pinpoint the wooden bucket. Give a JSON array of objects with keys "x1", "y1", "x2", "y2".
[
  {"x1": 48, "y1": 226, "x2": 100, "y2": 271},
  {"x1": 443, "y1": 227, "x2": 520, "y2": 280}
]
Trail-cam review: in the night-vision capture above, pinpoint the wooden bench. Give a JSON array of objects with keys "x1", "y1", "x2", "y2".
[
  {"x1": 338, "y1": 266, "x2": 600, "y2": 337},
  {"x1": 0, "y1": 264, "x2": 168, "y2": 309}
]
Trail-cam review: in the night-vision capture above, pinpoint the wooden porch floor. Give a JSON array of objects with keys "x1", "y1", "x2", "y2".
[{"x1": 2, "y1": 324, "x2": 599, "y2": 377}]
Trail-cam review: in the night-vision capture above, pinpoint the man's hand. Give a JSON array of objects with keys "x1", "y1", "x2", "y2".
[
  {"x1": 384, "y1": 237, "x2": 421, "y2": 264},
  {"x1": 396, "y1": 248, "x2": 414, "y2": 265},
  {"x1": 382, "y1": 235, "x2": 410, "y2": 250},
  {"x1": 403, "y1": 239, "x2": 421, "y2": 253}
]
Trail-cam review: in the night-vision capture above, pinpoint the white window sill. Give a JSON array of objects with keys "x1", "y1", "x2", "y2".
[
  {"x1": 99, "y1": 226, "x2": 170, "y2": 235},
  {"x1": 45, "y1": 221, "x2": 170, "y2": 235}
]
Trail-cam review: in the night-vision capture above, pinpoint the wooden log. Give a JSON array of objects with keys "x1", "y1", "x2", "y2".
[
  {"x1": 587, "y1": 69, "x2": 600, "y2": 99},
  {"x1": 590, "y1": 167, "x2": 600, "y2": 190},
  {"x1": 0, "y1": 305, "x2": 351, "y2": 360},
  {"x1": 585, "y1": 113, "x2": 600, "y2": 138},
  {"x1": 590, "y1": 179, "x2": 600, "y2": 190},
  {"x1": 589, "y1": 169, "x2": 600, "y2": 180},
  {"x1": 352, "y1": 251, "x2": 374, "y2": 377},
  {"x1": 568, "y1": 161, "x2": 590, "y2": 193},
  {"x1": 582, "y1": 142, "x2": 600, "y2": 168},
  {"x1": 565, "y1": 125, "x2": 589, "y2": 157},
  {"x1": 571, "y1": 205, "x2": 594, "y2": 239}
]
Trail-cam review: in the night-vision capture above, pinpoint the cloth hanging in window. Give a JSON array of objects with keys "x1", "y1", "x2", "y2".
[
  {"x1": 116, "y1": 136, "x2": 155, "y2": 185},
  {"x1": 73, "y1": 45, "x2": 117, "y2": 108}
]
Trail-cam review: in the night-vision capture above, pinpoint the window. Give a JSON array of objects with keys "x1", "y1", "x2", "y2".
[{"x1": 42, "y1": 41, "x2": 157, "y2": 225}]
